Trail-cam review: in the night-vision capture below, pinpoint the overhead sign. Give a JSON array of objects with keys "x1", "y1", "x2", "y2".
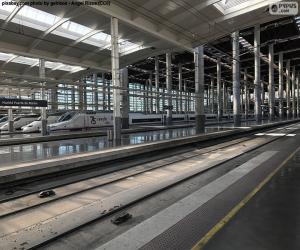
[
  {"x1": 0, "y1": 98, "x2": 48, "y2": 107},
  {"x1": 269, "y1": 2, "x2": 298, "y2": 15}
]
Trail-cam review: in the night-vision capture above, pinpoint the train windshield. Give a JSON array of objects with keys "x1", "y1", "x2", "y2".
[
  {"x1": 0, "y1": 116, "x2": 8, "y2": 123},
  {"x1": 57, "y1": 112, "x2": 77, "y2": 122},
  {"x1": 13, "y1": 117, "x2": 22, "y2": 121}
]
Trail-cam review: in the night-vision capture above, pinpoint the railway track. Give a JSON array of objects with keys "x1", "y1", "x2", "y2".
[{"x1": 0, "y1": 123, "x2": 299, "y2": 250}]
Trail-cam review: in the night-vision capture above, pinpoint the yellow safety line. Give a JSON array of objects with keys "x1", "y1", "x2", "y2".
[{"x1": 191, "y1": 146, "x2": 300, "y2": 250}]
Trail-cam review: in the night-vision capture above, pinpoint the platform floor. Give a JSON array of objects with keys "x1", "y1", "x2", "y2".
[
  {"x1": 86, "y1": 122, "x2": 300, "y2": 250},
  {"x1": 0, "y1": 119, "x2": 269, "y2": 168},
  {"x1": 203, "y1": 139, "x2": 300, "y2": 250}
]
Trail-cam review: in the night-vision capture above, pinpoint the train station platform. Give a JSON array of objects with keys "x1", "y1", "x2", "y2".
[
  {"x1": 0, "y1": 119, "x2": 290, "y2": 176},
  {"x1": 0, "y1": 120, "x2": 299, "y2": 250}
]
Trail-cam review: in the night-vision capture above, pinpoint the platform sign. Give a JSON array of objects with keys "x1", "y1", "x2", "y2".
[
  {"x1": 269, "y1": 2, "x2": 298, "y2": 15},
  {"x1": 0, "y1": 98, "x2": 48, "y2": 107}
]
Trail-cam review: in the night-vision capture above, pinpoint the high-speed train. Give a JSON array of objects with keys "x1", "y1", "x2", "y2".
[
  {"x1": 0, "y1": 114, "x2": 40, "y2": 131},
  {"x1": 21, "y1": 113, "x2": 63, "y2": 133},
  {"x1": 48, "y1": 111, "x2": 233, "y2": 132}
]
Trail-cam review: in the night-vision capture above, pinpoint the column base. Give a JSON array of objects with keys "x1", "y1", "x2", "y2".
[
  {"x1": 255, "y1": 114, "x2": 262, "y2": 124},
  {"x1": 41, "y1": 119, "x2": 48, "y2": 136},
  {"x1": 113, "y1": 116, "x2": 122, "y2": 141},
  {"x1": 121, "y1": 117, "x2": 129, "y2": 129},
  {"x1": 195, "y1": 114, "x2": 205, "y2": 134},
  {"x1": 233, "y1": 114, "x2": 241, "y2": 127},
  {"x1": 8, "y1": 121, "x2": 14, "y2": 133},
  {"x1": 269, "y1": 114, "x2": 275, "y2": 121},
  {"x1": 166, "y1": 116, "x2": 172, "y2": 126}
]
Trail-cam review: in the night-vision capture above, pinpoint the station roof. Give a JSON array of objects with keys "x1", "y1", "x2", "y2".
[{"x1": 0, "y1": 0, "x2": 288, "y2": 84}]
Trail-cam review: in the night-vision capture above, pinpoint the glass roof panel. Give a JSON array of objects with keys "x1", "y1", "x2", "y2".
[
  {"x1": 0, "y1": 1, "x2": 145, "y2": 55},
  {"x1": 0, "y1": 52, "x2": 14, "y2": 61},
  {"x1": 13, "y1": 56, "x2": 39, "y2": 65},
  {"x1": 0, "y1": 51, "x2": 85, "y2": 73}
]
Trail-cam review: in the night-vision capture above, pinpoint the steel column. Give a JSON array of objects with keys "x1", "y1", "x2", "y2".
[
  {"x1": 111, "y1": 17, "x2": 121, "y2": 141},
  {"x1": 232, "y1": 31, "x2": 241, "y2": 126},
  {"x1": 217, "y1": 58, "x2": 222, "y2": 121},
  {"x1": 286, "y1": 60, "x2": 290, "y2": 119},
  {"x1": 166, "y1": 51, "x2": 172, "y2": 125},
  {"x1": 155, "y1": 56, "x2": 160, "y2": 114},
  {"x1": 120, "y1": 68, "x2": 129, "y2": 128},
  {"x1": 292, "y1": 66, "x2": 296, "y2": 119},
  {"x1": 194, "y1": 46, "x2": 205, "y2": 133},
  {"x1": 268, "y1": 44, "x2": 275, "y2": 120},
  {"x1": 278, "y1": 52, "x2": 284, "y2": 120},
  {"x1": 244, "y1": 69, "x2": 248, "y2": 119},
  {"x1": 254, "y1": 25, "x2": 262, "y2": 123},
  {"x1": 39, "y1": 58, "x2": 48, "y2": 135}
]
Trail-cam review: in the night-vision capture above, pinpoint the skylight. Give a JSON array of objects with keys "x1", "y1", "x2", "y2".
[
  {"x1": 214, "y1": 0, "x2": 277, "y2": 15},
  {"x1": 0, "y1": 0, "x2": 146, "y2": 55},
  {"x1": 295, "y1": 16, "x2": 300, "y2": 32},
  {"x1": 0, "y1": 51, "x2": 85, "y2": 73}
]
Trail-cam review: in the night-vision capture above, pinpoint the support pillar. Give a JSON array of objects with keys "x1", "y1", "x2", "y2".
[
  {"x1": 268, "y1": 44, "x2": 275, "y2": 120},
  {"x1": 155, "y1": 56, "x2": 160, "y2": 114},
  {"x1": 39, "y1": 58, "x2": 48, "y2": 135},
  {"x1": 178, "y1": 63, "x2": 183, "y2": 113},
  {"x1": 51, "y1": 86, "x2": 58, "y2": 111},
  {"x1": 184, "y1": 80, "x2": 187, "y2": 113},
  {"x1": 111, "y1": 17, "x2": 121, "y2": 141},
  {"x1": 93, "y1": 73, "x2": 99, "y2": 111},
  {"x1": 297, "y1": 73, "x2": 300, "y2": 118},
  {"x1": 102, "y1": 73, "x2": 106, "y2": 111},
  {"x1": 149, "y1": 74, "x2": 153, "y2": 113},
  {"x1": 120, "y1": 68, "x2": 129, "y2": 129},
  {"x1": 286, "y1": 60, "x2": 291, "y2": 119},
  {"x1": 79, "y1": 84, "x2": 84, "y2": 111},
  {"x1": 278, "y1": 52, "x2": 284, "y2": 120},
  {"x1": 217, "y1": 58, "x2": 222, "y2": 121},
  {"x1": 8, "y1": 88, "x2": 13, "y2": 133},
  {"x1": 244, "y1": 69, "x2": 248, "y2": 119},
  {"x1": 232, "y1": 31, "x2": 241, "y2": 126},
  {"x1": 254, "y1": 25, "x2": 262, "y2": 123},
  {"x1": 222, "y1": 82, "x2": 226, "y2": 114},
  {"x1": 194, "y1": 46, "x2": 205, "y2": 133},
  {"x1": 108, "y1": 80, "x2": 111, "y2": 112},
  {"x1": 292, "y1": 66, "x2": 296, "y2": 119},
  {"x1": 166, "y1": 51, "x2": 172, "y2": 125},
  {"x1": 210, "y1": 77, "x2": 214, "y2": 113},
  {"x1": 71, "y1": 86, "x2": 75, "y2": 110},
  {"x1": 207, "y1": 84, "x2": 210, "y2": 110}
]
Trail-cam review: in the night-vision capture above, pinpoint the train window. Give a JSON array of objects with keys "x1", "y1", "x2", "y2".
[
  {"x1": 172, "y1": 117, "x2": 185, "y2": 121},
  {"x1": 132, "y1": 118, "x2": 161, "y2": 123}
]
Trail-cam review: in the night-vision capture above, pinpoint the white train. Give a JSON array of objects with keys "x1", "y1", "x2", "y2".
[
  {"x1": 21, "y1": 113, "x2": 63, "y2": 133},
  {"x1": 48, "y1": 111, "x2": 233, "y2": 132},
  {"x1": 0, "y1": 114, "x2": 40, "y2": 131}
]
